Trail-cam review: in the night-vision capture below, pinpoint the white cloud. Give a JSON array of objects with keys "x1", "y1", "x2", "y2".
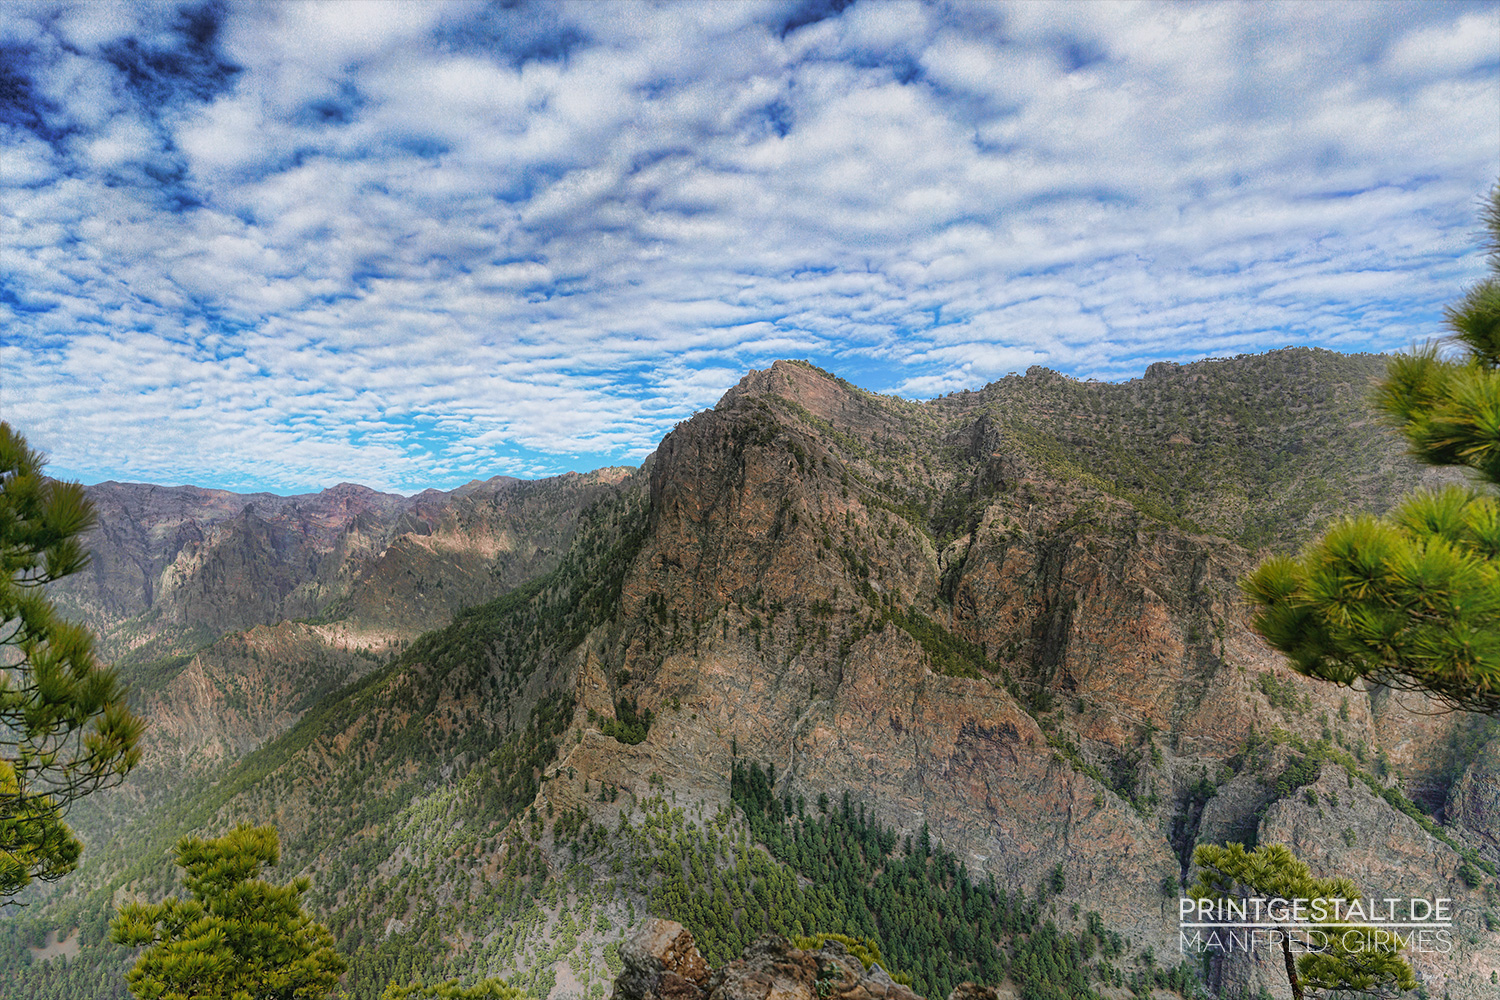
[
  {"x1": 1, "y1": 0, "x2": 1496, "y2": 494},
  {"x1": 1386, "y1": 11, "x2": 1500, "y2": 76}
]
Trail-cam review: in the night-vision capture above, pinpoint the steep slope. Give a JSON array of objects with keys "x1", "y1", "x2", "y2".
[
  {"x1": 50, "y1": 481, "x2": 408, "y2": 658},
  {"x1": 569, "y1": 356, "x2": 1494, "y2": 993},
  {"x1": 2, "y1": 473, "x2": 655, "y2": 998},
  {"x1": 6, "y1": 351, "x2": 1498, "y2": 1000},
  {"x1": 55, "y1": 470, "x2": 633, "y2": 854}
]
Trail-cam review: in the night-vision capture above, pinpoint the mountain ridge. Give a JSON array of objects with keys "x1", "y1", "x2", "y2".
[{"x1": 6, "y1": 348, "x2": 1497, "y2": 1000}]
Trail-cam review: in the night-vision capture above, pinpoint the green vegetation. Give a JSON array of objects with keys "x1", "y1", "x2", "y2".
[
  {"x1": 715, "y1": 760, "x2": 1206, "y2": 1000},
  {"x1": 1245, "y1": 187, "x2": 1500, "y2": 713},
  {"x1": 382, "y1": 977, "x2": 527, "y2": 1000},
  {"x1": 0, "y1": 422, "x2": 145, "y2": 897},
  {"x1": 729, "y1": 758, "x2": 1009, "y2": 996},
  {"x1": 881, "y1": 606, "x2": 988, "y2": 679},
  {"x1": 595, "y1": 698, "x2": 654, "y2": 745},
  {"x1": 0, "y1": 484, "x2": 650, "y2": 999},
  {"x1": 1258, "y1": 672, "x2": 1312, "y2": 714},
  {"x1": 111, "y1": 824, "x2": 345, "y2": 1000},
  {"x1": 788, "y1": 932, "x2": 886, "y2": 971},
  {"x1": 1190, "y1": 843, "x2": 1416, "y2": 1000},
  {"x1": 936, "y1": 350, "x2": 1405, "y2": 552}
]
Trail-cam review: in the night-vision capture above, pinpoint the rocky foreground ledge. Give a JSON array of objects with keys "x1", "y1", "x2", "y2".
[{"x1": 612, "y1": 920, "x2": 1000, "y2": 1000}]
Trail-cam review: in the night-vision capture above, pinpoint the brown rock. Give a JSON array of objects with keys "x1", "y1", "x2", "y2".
[
  {"x1": 945, "y1": 985, "x2": 997, "y2": 1000},
  {"x1": 699, "y1": 935, "x2": 923, "y2": 1000},
  {"x1": 614, "y1": 919, "x2": 711, "y2": 1000}
]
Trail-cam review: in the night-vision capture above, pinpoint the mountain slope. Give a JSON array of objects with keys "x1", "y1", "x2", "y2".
[
  {"x1": 7, "y1": 351, "x2": 1498, "y2": 1000},
  {"x1": 51, "y1": 469, "x2": 633, "y2": 858}
]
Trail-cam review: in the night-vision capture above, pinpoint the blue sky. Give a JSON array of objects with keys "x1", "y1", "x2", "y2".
[{"x1": 2, "y1": 0, "x2": 1497, "y2": 495}]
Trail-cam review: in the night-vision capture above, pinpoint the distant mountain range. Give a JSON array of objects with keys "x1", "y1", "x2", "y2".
[{"x1": 7, "y1": 349, "x2": 1496, "y2": 1000}]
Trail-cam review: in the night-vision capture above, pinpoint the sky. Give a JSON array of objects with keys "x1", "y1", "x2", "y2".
[{"x1": 2, "y1": 1, "x2": 1498, "y2": 496}]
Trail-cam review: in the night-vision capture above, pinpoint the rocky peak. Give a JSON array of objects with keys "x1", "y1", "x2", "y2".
[{"x1": 714, "y1": 360, "x2": 851, "y2": 419}]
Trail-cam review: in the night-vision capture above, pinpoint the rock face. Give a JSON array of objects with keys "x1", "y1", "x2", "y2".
[
  {"x1": 51, "y1": 481, "x2": 407, "y2": 654},
  {"x1": 1449, "y1": 734, "x2": 1500, "y2": 851},
  {"x1": 55, "y1": 472, "x2": 632, "y2": 662},
  {"x1": 612, "y1": 921, "x2": 925, "y2": 1000},
  {"x1": 57, "y1": 469, "x2": 632, "y2": 828},
  {"x1": 614, "y1": 920, "x2": 713, "y2": 1000},
  {"x1": 554, "y1": 357, "x2": 1499, "y2": 989}
]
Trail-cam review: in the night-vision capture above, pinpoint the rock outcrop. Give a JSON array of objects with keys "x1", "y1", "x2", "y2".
[
  {"x1": 612, "y1": 921, "x2": 929, "y2": 1000},
  {"x1": 614, "y1": 920, "x2": 712, "y2": 1000}
]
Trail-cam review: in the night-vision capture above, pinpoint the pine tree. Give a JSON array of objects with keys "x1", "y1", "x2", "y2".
[
  {"x1": 382, "y1": 978, "x2": 525, "y2": 1000},
  {"x1": 1190, "y1": 843, "x2": 1417, "y2": 1000},
  {"x1": 1244, "y1": 186, "x2": 1500, "y2": 713},
  {"x1": 111, "y1": 824, "x2": 346, "y2": 1000},
  {"x1": 0, "y1": 422, "x2": 144, "y2": 896}
]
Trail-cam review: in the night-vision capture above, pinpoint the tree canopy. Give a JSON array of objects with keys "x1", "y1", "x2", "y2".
[
  {"x1": 112, "y1": 824, "x2": 346, "y2": 1000},
  {"x1": 381, "y1": 979, "x2": 527, "y2": 1000},
  {"x1": 1190, "y1": 842, "x2": 1417, "y2": 1000},
  {"x1": 1243, "y1": 187, "x2": 1500, "y2": 713},
  {"x1": 0, "y1": 421, "x2": 144, "y2": 895}
]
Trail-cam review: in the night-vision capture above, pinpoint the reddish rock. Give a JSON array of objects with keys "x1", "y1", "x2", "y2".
[
  {"x1": 697, "y1": 935, "x2": 921, "y2": 1000},
  {"x1": 614, "y1": 919, "x2": 712, "y2": 1000}
]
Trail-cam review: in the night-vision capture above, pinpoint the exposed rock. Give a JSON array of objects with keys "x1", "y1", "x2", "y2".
[
  {"x1": 31, "y1": 352, "x2": 1500, "y2": 1000},
  {"x1": 612, "y1": 925, "x2": 932, "y2": 1000},
  {"x1": 53, "y1": 470, "x2": 633, "y2": 663},
  {"x1": 1253, "y1": 763, "x2": 1500, "y2": 999},
  {"x1": 942, "y1": 984, "x2": 996, "y2": 1000},
  {"x1": 1446, "y1": 733, "x2": 1500, "y2": 853},
  {"x1": 613, "y1": 919, "x2": 712, "y2": 1000},
  {"x1": 573, "y1": 355, "x2": 1494, "y2": 980},
  {"x1": 55, "y1": 469, "x2": 635, "y2": 835}
]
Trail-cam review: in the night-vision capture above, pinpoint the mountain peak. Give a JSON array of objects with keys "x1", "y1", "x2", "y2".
[{"x1": 715, "y1": 359, "x2": 875, "y2": 424}]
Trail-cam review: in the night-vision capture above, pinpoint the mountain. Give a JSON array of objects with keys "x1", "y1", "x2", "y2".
[
  {"x1": 4, "y1": 349, "x2": 1496, "y2": 1000},
  {"x1": 51, "y1": 469, "x2": 631, "y2": 815}
]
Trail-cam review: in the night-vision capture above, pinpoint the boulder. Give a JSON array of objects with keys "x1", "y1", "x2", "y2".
[{"x1": 614, "y1": 919, "x2": 712, "y2": 1000}]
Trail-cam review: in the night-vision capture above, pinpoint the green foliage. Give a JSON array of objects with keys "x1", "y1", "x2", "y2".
[
  {"x1": 788, "y1": 932, "x2": 885, "y2": 971},
  {"x1": 939, "y1": 349, "x2": 1404, "y2": 551},
  {"x1": 882, "y1": 606, "x2": 988, "y2": 679},
  {"x1": 111, "y1": 824, "x2": 346, "y2": 1000},
  {"x1": 0, "y1": 422, "x2": 145, "y2": 896},
  {"x1": 1245, "y1": 489, "x2": 1500, "y2": 712},
  {"x1": 723, "y1": 760, "x2": 1132, "y2": 1000},
  {"x1": 1191, "y1": 843, "x2": 1417, "y2": 1000},
  {"x1": 1245, "y1": 187, "x2": 1500, "y2": 714},
  {"x1": 598, "y1": 697, "x2": 653, "y2": 745},
  {"x1": 381, "y1": 977, "x2": 527, "y2": 1000},
  {"x1": 1257, "y1": 672, "x2": 1309, "y2": 713}
]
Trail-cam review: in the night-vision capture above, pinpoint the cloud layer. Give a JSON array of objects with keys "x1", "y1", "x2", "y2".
[{"x1": 3, "y1": 0, "x2": 1497, "y2": 493}]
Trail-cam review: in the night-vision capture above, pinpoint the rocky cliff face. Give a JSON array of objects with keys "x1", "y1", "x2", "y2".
[
  {"x1": 51, "y1": 481, "x2": 408, "y2": 656},
  {"x1": 58, "y1": 469, "x2": 632, "y2": 834},
  {"x1": 548, "y1": 357, "x2": 1498, "y2": 996},
  {"x1": 56, "y1": 473, "x2": 632, "y2": 661}
]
